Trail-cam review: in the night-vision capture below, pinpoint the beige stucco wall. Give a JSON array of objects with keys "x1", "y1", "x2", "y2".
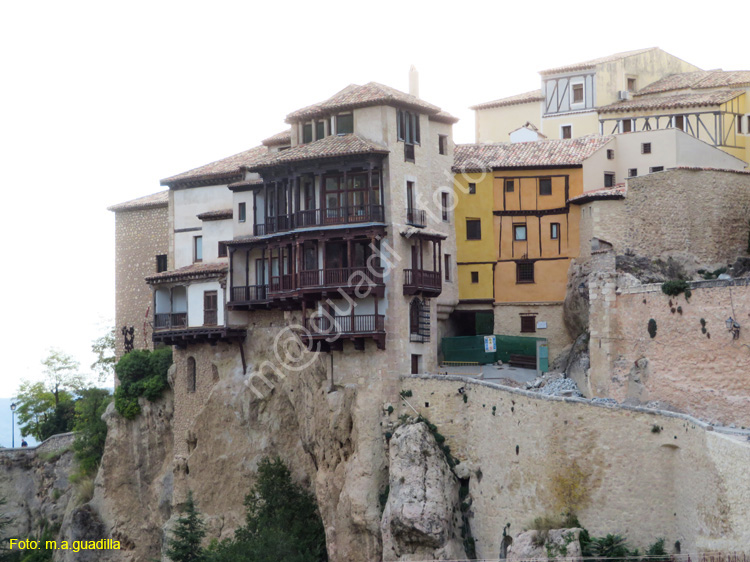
[
  {"x1": 493, "y1": 301, "x2": 570, "y2": 359},
  {"x1": 474, "y1": 102, "x2": 541, "y2": 143},
  {"x1": 400, "y1": 375, "x2": 750, "y2": 558},
  {"x1": 113, "y1": 203, "x2": 169, "y2": 358},
  {"x1": 541, "y1": 111, "x2": 600, "y2": 140},
  {"x1": 580, "y1": 169, "x2": 750, "y2": 265},
  {"x1": 589, "y1": 277, "x2": 750, "y2": 427}
]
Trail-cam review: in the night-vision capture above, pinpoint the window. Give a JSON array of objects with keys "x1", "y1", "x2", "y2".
[
  {"x1": 539, "y1": 178, "x2": 552, "y2": 196},
  {"x1": 513, "y1": 224, "x2": 527, "y2": 241},
  {"x1": 218, "y1": 242, "x2": 227, "y2": 258},
  {"x1": 397, "y1": 109, "x2": 420, "y2": 144},
  {"x1": 302, "y1": 123, "x2": 313, "y2": 144},
  {"x1": 607, "y1": 149, "x2": 615, "y2": 160},
  {"x1": 156, "y1": 254, "x2": 168, "y2": 273},
  {"x1": 621, "y1": 119, "x2": 633, "y2": 133},
  {"x1": 550, "y1": 223, "x2": 559, "y2": 240},
  {"x1": 438, "y1": 134, "x2": 448, "y2": 155},
  {"x1": 520, "y1": 315, "x2": 536, "y2": 333},
  {"x1": 411, "y1": 354, "x2": 420, "y2": 375},
  {"x1": 194, "y1": 236, "x2": 203, "y2": 262},
  {"x1": 466, "y1": 219, "x2": 481, "y2": 240},
  {"x1": 628, "y1": 168, "x2": 638, "y2": 178},
  {"x1": 505, "y1": 179, "x2": 515, "y2": 192},
  {"x1": 604, "y1": 173, "x2": 615, "y2": 188},
  {"x1": 187, "y1": 357, "x2": 196, "y2": 393},
  {"x1": 409, "y1": 299, "x2": 430, "y2": 342},
  {"x1": 336, "y1": 114, "x2": 353, "y2": 134},
  {"x1": 561, "y1": 125, "x2": 572, "y2": 139},
  {"x1": 674, "y1": 115, "x2": 685, "y2": 131},
  {"x1": 468, "y1": 182, "x2": 476, "y2": 194},
  {"x1": 516, "y1": 261, "x2": 534, "y2": 284},
  {"x1": 204, "y1": 291, "x2": 218, "y2": 325},
  {"x1": 238, "y1": 202, "x2": 246, "y2": 223},
  {"x1": 441, "y1": 192, "x2": 449, "y2": 222},
  {"x1": 627, "y1": 77, "x2": 637, "y2": 92},
  {"x1": 572, "y1": 83, "x2": 583, "y2": 104},
  {"x1": 641, "y1": 142, "x2": 652, "y2": 154},
  {"x1": 650, "y1": 166, "x2": 664, "y2": 173},
  {"x1": 316, "y1": 120, "x2": 325, "y2": 140},
  {"x1": 444, "y1": 254, "x2": 451, "y2": 281},
  {"x1": 471, "y1": 271, "x2": 479, "y2": 284}
]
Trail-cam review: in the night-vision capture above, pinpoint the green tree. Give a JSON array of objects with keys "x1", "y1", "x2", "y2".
[
  {"x1": 73, "y1": 388, "x2": 112, "y2": 475},
  {"x1": 91, "y1": 327, "x2": 116, "y2": 383},
  {"x1": 206, "y1": 457, "x2": 327, "y2": 562},
  {"x1": 40, "y1": 349, "x2": 88, "y2": 406},
  {"x1": 114, "y1": 347, "x2": 171, "y2": 419},
  {"x1": 166, "y1": 491, "x2": 206, "y2": 562}
]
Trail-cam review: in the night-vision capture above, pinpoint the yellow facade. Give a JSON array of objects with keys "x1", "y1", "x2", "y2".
[
  {"x1": 453, "y1": 172, "x2": 495, "y2": 301},
  {"x1": 492, "y1": 168, "x2": 583, "y2": 303}
]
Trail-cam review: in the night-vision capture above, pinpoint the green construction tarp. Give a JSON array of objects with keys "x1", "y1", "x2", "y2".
[{"x1": 441, "y1": 334, "x2": 546, "y2": 366}]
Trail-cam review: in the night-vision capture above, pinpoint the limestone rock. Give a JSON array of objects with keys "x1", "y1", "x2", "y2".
[
  {"x1": 380, "y1": 422, "x2": 466, "y2": 561},
  {"x1": 563, "y1": 262, "x2": 591, "y2": 339},
  {"x1": 507, "y1": 528, "x2": 582, "y2": 562}
]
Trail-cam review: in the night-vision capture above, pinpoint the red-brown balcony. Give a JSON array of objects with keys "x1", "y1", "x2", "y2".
[
  {"x1": 229, "y1": 285, "x2": 269, "y2": 308},
  {"x1": 298, "y1": 266, "x2": 384, "y2": 294},
  {"x1": 403, "y1": 269, "x2": 442, "y2": 297},
  {"x1": 300, "y1": 313, "x2": 386, "y2": 350},
  {"x1": 253, "y1": 205, "x2": 385, "y2": 236}
]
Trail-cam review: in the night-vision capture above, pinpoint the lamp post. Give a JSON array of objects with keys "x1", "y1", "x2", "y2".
[{"x1": 10, "y1": 403, "x2": 16, "y2": 448}]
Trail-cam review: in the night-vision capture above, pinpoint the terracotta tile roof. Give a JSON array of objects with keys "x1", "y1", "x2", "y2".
[
  {"x1": 108, "y1": 190, "x2": 168, "y2": 212},
  {"x1": 286, "y1": 82, "x2": 442, "y2": 122},
  {"x1": 145, "y1": 263, "x2": 227, "y2": 284},
  {"x1": 226, "y1": 235, "x2": 261, "y2": 246},
  {"x1": 227, "y1": 178, "x2": 264, "y2": 190},
  {"x1": 539, "y1": 47, "x2": 659, "y2": 75},
  {"x1": 400, "y1": 226, "x2": 447, "y2": 240},
  {"x1": 429, "y1": 110, "x2": 459, "y2": 124},
  {"x1": 672, "y1": 166, "x2": 750, "y2": 175},
  {"x1": 600, "y1": 89, "x2": 744, "y2": 113},
  {"x1": 160, "y1": 146, "x2": 268, "y2": 187},
  {"x1": 636, "y1": 70, "x2": 750, "y2": 96},
  {"x1": 197, "y1": 209, "x2": 232, "y2": 221},
  {"x1": 261, "y1": 129, "x2": 292, "y2": 146},
  {"x1": 246, "y1": 134, "x2": 388, "y2": 171},
  {"x1": 470, "y1": 90, "x2": 544, "y2": 110},
  {"x1": 453, "y1": 135, "x2": 613, "y2": 172},
  {"x1": 569, "y1": 185, "x2": 627, "y2": 204}
]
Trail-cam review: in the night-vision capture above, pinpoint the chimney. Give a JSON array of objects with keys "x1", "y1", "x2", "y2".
[{"x1": 409, "y1": 65, "x2": 419, "y2": 98}]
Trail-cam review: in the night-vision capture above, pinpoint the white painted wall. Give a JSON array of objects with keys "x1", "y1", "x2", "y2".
[
  {"x1": 187, "y1": 281, "x2": 224, "y2": 327},
  {"x1": 173, "y1": 184, "x2": 233, "y2": 230},
  {"x1": 201, "y1": 219, "x2": 232, "y2": 263}
]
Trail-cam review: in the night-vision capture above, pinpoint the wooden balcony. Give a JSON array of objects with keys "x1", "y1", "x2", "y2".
[
  {"x1": 229, "y1": 285, "x2": 270, "y2": 309},
  {"x1": 154, "y1": 312, "x2": 187, "y2": 330},
  {"x1": 403, "y1": 269, "x2": 442, "y2": 297},
  {"x1": 252, "y1": 205, "x2": 385, "y2": 236},
  {"x1": 300, "y1": 314, "x2": 386, "y2": 350}
]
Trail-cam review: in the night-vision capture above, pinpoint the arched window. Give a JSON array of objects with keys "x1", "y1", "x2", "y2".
[{"x1": 187, "y1": 357, "x2": 196, "y2": 393}]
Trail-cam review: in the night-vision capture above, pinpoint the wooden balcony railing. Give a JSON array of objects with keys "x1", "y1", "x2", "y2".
[
  {"x1": 269, "y1": 274, "x2": 294, "y2": 293},
  {"x1": 252, "y1": 205, "x2": 384, "y2": 235},
  {"x1": 406, "y1": 208, "x2": 426, "y2": 227},
  {"x1": 231, "y1": 285, "x2": 268, "y2": 302},
  {"x1": 299, "y1": 266, "x2": 381, "y2": 289},
  {"x1": 404, "y1": 269, "x2": 442, "y2": 290},
  {"x1": 154, "y1": 312, "x2": 187, "y2": 330},
  {"x1": 304, "y1": 314, "x2": 385, "y2": 336}
]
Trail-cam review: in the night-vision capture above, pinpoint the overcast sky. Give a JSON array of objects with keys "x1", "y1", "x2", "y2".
[{"x1": 0, "y1": 0, "x2": 747, "y2": 398}]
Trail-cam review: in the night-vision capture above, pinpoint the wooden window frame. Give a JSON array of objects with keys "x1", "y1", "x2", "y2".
[
  {"x1": 550, "y1": 223, "x2": 560, "y2": 240},
  {"x1": 604, "y1": 173, "x2": 615, "y2": 188},
  {"x1": 194, "y1": 236, "x2": 203, "y2": 263},
  {"x1": 674, "y1": 115, "x2": 685, "y2": 131},
  {"x1": 513, "y1": 224, "x2": 527, "y2": 241},
  {"x1": 441, "y1": 192, "x2": 449, "y2": 222},
  {"x1": 238, "y1": 202, "x2": 246, "y2": 223},
  {"x1": 561, "y1": 125, "x2": 572, "y2": 139},
  {"x1": 336, "y1": 113, "x2": 353, "y2": 135},
  {"x1": 156, "y1": 254, "x2": 168, "y2": 273},
  {"x1": 516, "y1": 261, "x2": 534, "y2": 284},
  {"x1": 444, "y1": 254, "x2": 451, "y2": 281},
  {"x1": 606, "y1": 149, "x2": 615, "y2": 160},
  {"x1": 627, "y1": 77, "x2": 637, "y2": 92},
  {"x1": 468, "y1": 182, "x2": 476, "y2": 194},
  {"x1": 438, "y1": 134, "x2": 448, "y2": 155},
  {"x1": 641, "y1": 142, "x2": 652, "y2": 154},
  {"x1": 520, "y1": 315, "x2": 536, "y2": 333},
  {"x1": 505, "y1": 179, "x2": 515, "y2": 193},
  {"x1": 628, "y1": 168, "x2": 638, "y2": 178},
  {"x1": 650, "y1": 166, "x2": 664, "y2": 173},
  {"x1": 571, "y1": 83, "x2": 584, "y2": 104},
  {"x1": 539, "y1": 178, "x2": 552, "y2": 196},
  {"x1": 466, "y1": 219, "x2": 481, "y2": 240},
  {"x1": 316, "y1": 120, "x2": 325, "y2": 140},
  {"x1": 470, "y1": 271, "x2": 479, "y2": 284},
  {"x1": 302, "y1": 123, "x2": 313, "y2": 144},
  {"x1": 621, "y1": 119, "x2": 633, "y2": 133},
  {"x1": 218, "y1": 242, "x2": 227, "y2": 258}
]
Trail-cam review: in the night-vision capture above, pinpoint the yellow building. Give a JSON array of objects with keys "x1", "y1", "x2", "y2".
[{"x1": 453, "y1": 136, "x2": 612, "y2": 354}]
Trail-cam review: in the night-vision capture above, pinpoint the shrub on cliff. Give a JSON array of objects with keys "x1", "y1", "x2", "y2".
[
  {"x1": 73, "y1": 388, "x2": 112, "y2": 476},
  {"x1": 206, "y1": 457, "x2": 327, "y2": 562},
  {"x1": 114, "y1": 347, "x2": 172, "y2": 420}
]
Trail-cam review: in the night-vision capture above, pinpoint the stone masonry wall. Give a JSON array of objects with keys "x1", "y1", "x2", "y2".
[
  {"x1": 494, "y1": 302, "x2": 571, "y2": 360},
  {"x1": 399, "y1": 375, "x2": 750, "y2": 558},
  {"x1": 589, "y1": 277, "x2": 750, "y2": 427},
  {"x1": 580, "y1": 169, "x2": 750, "y2": 266},
  {"x1": 113, "y1": 204, "x2": 169, "y2": 359}
]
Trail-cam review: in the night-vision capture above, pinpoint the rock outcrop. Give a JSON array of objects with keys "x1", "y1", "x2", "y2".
[
  {"x1": 380, "y1": 422, "x2": 466, "y2": 561},
  {"x1": 507, "y1": 528, "x2": 583, "y2": 561}
]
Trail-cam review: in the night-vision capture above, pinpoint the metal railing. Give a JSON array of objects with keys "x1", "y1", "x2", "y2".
[
  {"x1": 154, "y1": 312, "x2": 187, "y2": 330},
  {"x1": 304, "y1": 314, "x2": 385, "y2": 335},
  {"x1": 406, "y1": 208, "x2": 426, "y2": 227}
]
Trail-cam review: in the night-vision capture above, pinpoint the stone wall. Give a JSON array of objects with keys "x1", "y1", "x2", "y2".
[
  {"x1": 112, "y1": 197, "x2": 169, "y2": 359},
  {"x1": 589, "y1": 277, "x2": 750, "y2": 427},
  {"x1": 579, "y1": 169, "x2": 750, "y2": 267},
  {"x1": 494, "y1": 302, "x2": 571, "y2": 360},
  {"x1": 399, "y1": 375, "x2": 750, "y2": 558}
]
